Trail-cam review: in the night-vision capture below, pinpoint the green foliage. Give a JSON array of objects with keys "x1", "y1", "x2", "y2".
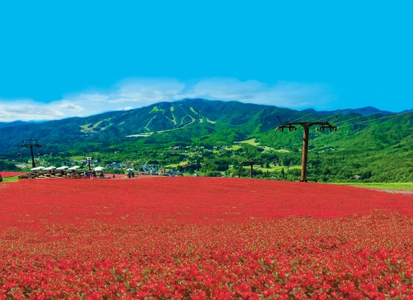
[
  {"x1": 0, "y1": 99, "x2": 412, "y2": 183},
  {"x1": 0, "y1": 160, "x2": 18, "y2": 171},
  {"x1": 2, "y1": 176, "x2": 19, "y2": 182}
]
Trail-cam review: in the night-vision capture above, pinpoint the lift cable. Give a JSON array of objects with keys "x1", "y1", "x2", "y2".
[
  {"x1": 338, "y1": 111, "x2": 412, "y2": 127},
  {"x1": 333, "y1": 110, "x2": 405, "y2": 126},
  {"x1": 289, "y1": 112, "x2": 314, "y2": 123}
]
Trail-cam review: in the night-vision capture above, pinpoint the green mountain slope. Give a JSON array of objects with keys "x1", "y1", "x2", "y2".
[
  {"x1": 0, "y1": 99, "x2": 303, "y2": 151},
  {"x1": 1, "y1": 98, "x2": 412, "y2": 182}
]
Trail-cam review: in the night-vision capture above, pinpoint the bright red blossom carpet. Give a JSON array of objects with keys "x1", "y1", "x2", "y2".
[
  {"x1": 0, "y1": 172, "x2": 26, "y2": 178},
  {"x1": 1, "y1": 177, "x2": 413, "y2": 299}
]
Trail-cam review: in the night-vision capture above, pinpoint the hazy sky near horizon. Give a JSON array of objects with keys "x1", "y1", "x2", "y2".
[{"x1": 0, "y1": 1, "x2": 412, "y2": 122}]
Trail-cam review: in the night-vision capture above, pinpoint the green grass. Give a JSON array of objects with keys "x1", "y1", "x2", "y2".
[
  {"x1": 71, "y1": 156, "x2": 86, "y2": 161},
  {"x1": 243, "y1": 165, "x2": 301, "y2": 172},
  {"x1": 225, "y1": 145, "x2": 242, "y2": 151},
  {"x1": 336, "y1": 182, "x2": 413, "y2": 191},
  {"x1": 239, "y1": 138, "x2": 259, "y2": 146},
  {"x1": 273, "y1": 149, "x2": 290, "y2": 153},
  {"x1": 2, "y1": 176, "x2": 20, "y2": 183},
  {"x1": 164, "y1": 161, "x2": 190, "y2": 168}
]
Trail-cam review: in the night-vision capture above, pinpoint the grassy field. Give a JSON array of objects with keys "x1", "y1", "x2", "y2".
[
  {"x1": 239, "y1": 138, "x2": 260, "y2": 146},
  {"x1": 336, "y1": 182, "x2": 413, "y2": 191},
  {"x1": 250, "y1": 165, "x2": 301, "y2": 172},
  {"x1": 1, "y1": 176, "x2": 20, "y2": 183},
  {"x1": 225, "y1": 145, "x2": 242, "y2": 151}
]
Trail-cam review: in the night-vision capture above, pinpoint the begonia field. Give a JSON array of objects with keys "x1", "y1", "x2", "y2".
[
  {"x1": 0, "y1": 172, "x2": 24, "y2": 178},
  {"x1": 1, "y1": 176, "x2": 413, "y2": 299}
]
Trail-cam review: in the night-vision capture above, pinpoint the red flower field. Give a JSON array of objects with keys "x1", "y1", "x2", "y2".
[
  {"x1": 0, "y1": 172, "x2": 26, "y2": 178},
  {"x1": 1, "y1": 177, "x2": 413, "y2": 299}
]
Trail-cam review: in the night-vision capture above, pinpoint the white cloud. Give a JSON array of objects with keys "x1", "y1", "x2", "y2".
[
  {"x1": 57, "y1": 101, "x2": 85, "y2": 112},
  {"x1": 114, "y1": 78, "x2": 185, "y2": 103},
  {"x1": 0, "y1": 100, "x2": 65, "y2": 121},
  {"x1": 0, "y1": 78, "x2": 334, "y2": 122},
  {"x1": 184, "y1": 78, "x2": 333, "y2": 108}
]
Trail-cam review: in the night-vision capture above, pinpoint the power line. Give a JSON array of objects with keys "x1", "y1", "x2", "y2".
[
  {"x1": 311, "y1": 113, "x2": 338, "y2": 124},
  {"x1": 291, "y1": 111, "x2": 343, "y2": 125},
  {"x1": 338, "y1": 111, "x2": 412, "y2": 127},
  {"x1": 334, "y1": 112, "x2": 381, "y2": 125},
  {"x1": 290, "y1": 112, "x2": 314, "y2": 123}
]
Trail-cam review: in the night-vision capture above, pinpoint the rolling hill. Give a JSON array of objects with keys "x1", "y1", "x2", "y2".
[
  {"x1": 1, "y1": 98, "x2": 412, "y2": 182},
  {"x1": 0, "y1": 99, "x2": 305, "y2": 152}
]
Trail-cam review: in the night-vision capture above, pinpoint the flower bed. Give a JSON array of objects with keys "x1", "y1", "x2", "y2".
[
  {"x1": 1, "y1": 178, "x2": 412, "y2": 298},
  {"x1": 0, "y1": 172, "x2": 27, "y2": 178}
]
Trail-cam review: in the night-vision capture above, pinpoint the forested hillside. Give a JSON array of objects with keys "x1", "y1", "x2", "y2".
[{"x1": 1, "y1": 99, "x2": 412, "y2": 182}]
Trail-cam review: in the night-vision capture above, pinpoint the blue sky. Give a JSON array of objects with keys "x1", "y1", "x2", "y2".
[{"x1": 0, "y1": 1, "x2": 412, "y2": 121}]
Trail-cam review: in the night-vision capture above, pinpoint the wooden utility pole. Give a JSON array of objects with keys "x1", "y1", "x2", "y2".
[{"x1": 276, "y1": 120, "x2": 338, "y2": 182}]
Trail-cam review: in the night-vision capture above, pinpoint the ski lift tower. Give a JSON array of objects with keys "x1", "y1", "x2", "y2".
[
  {"x1": 85, "y1": 157, "x2": 92, "y2": 170},
  {"x1": 19, "y1": 139, "x2": 42, "y2": 168},
  {"x1": 276, "y1": 117, "x2": 338, "y2": 182}
]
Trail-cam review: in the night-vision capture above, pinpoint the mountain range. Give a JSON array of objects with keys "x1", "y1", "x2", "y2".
[
  {"x1": 0, "y1": 98, "x2": 302, "y2": 151},
  {"x1": 0, "y1": 98, "x2": 412, "y2": 182},
  {"x1": 0, "y1": 98, "x2": 411, "y2": 151},
  {"x1": 301, "y1": 106, "x2": 394, "y2": 116},
  {"x1": 0, "y1": 104, "x2": 401, "y2": 129}
]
